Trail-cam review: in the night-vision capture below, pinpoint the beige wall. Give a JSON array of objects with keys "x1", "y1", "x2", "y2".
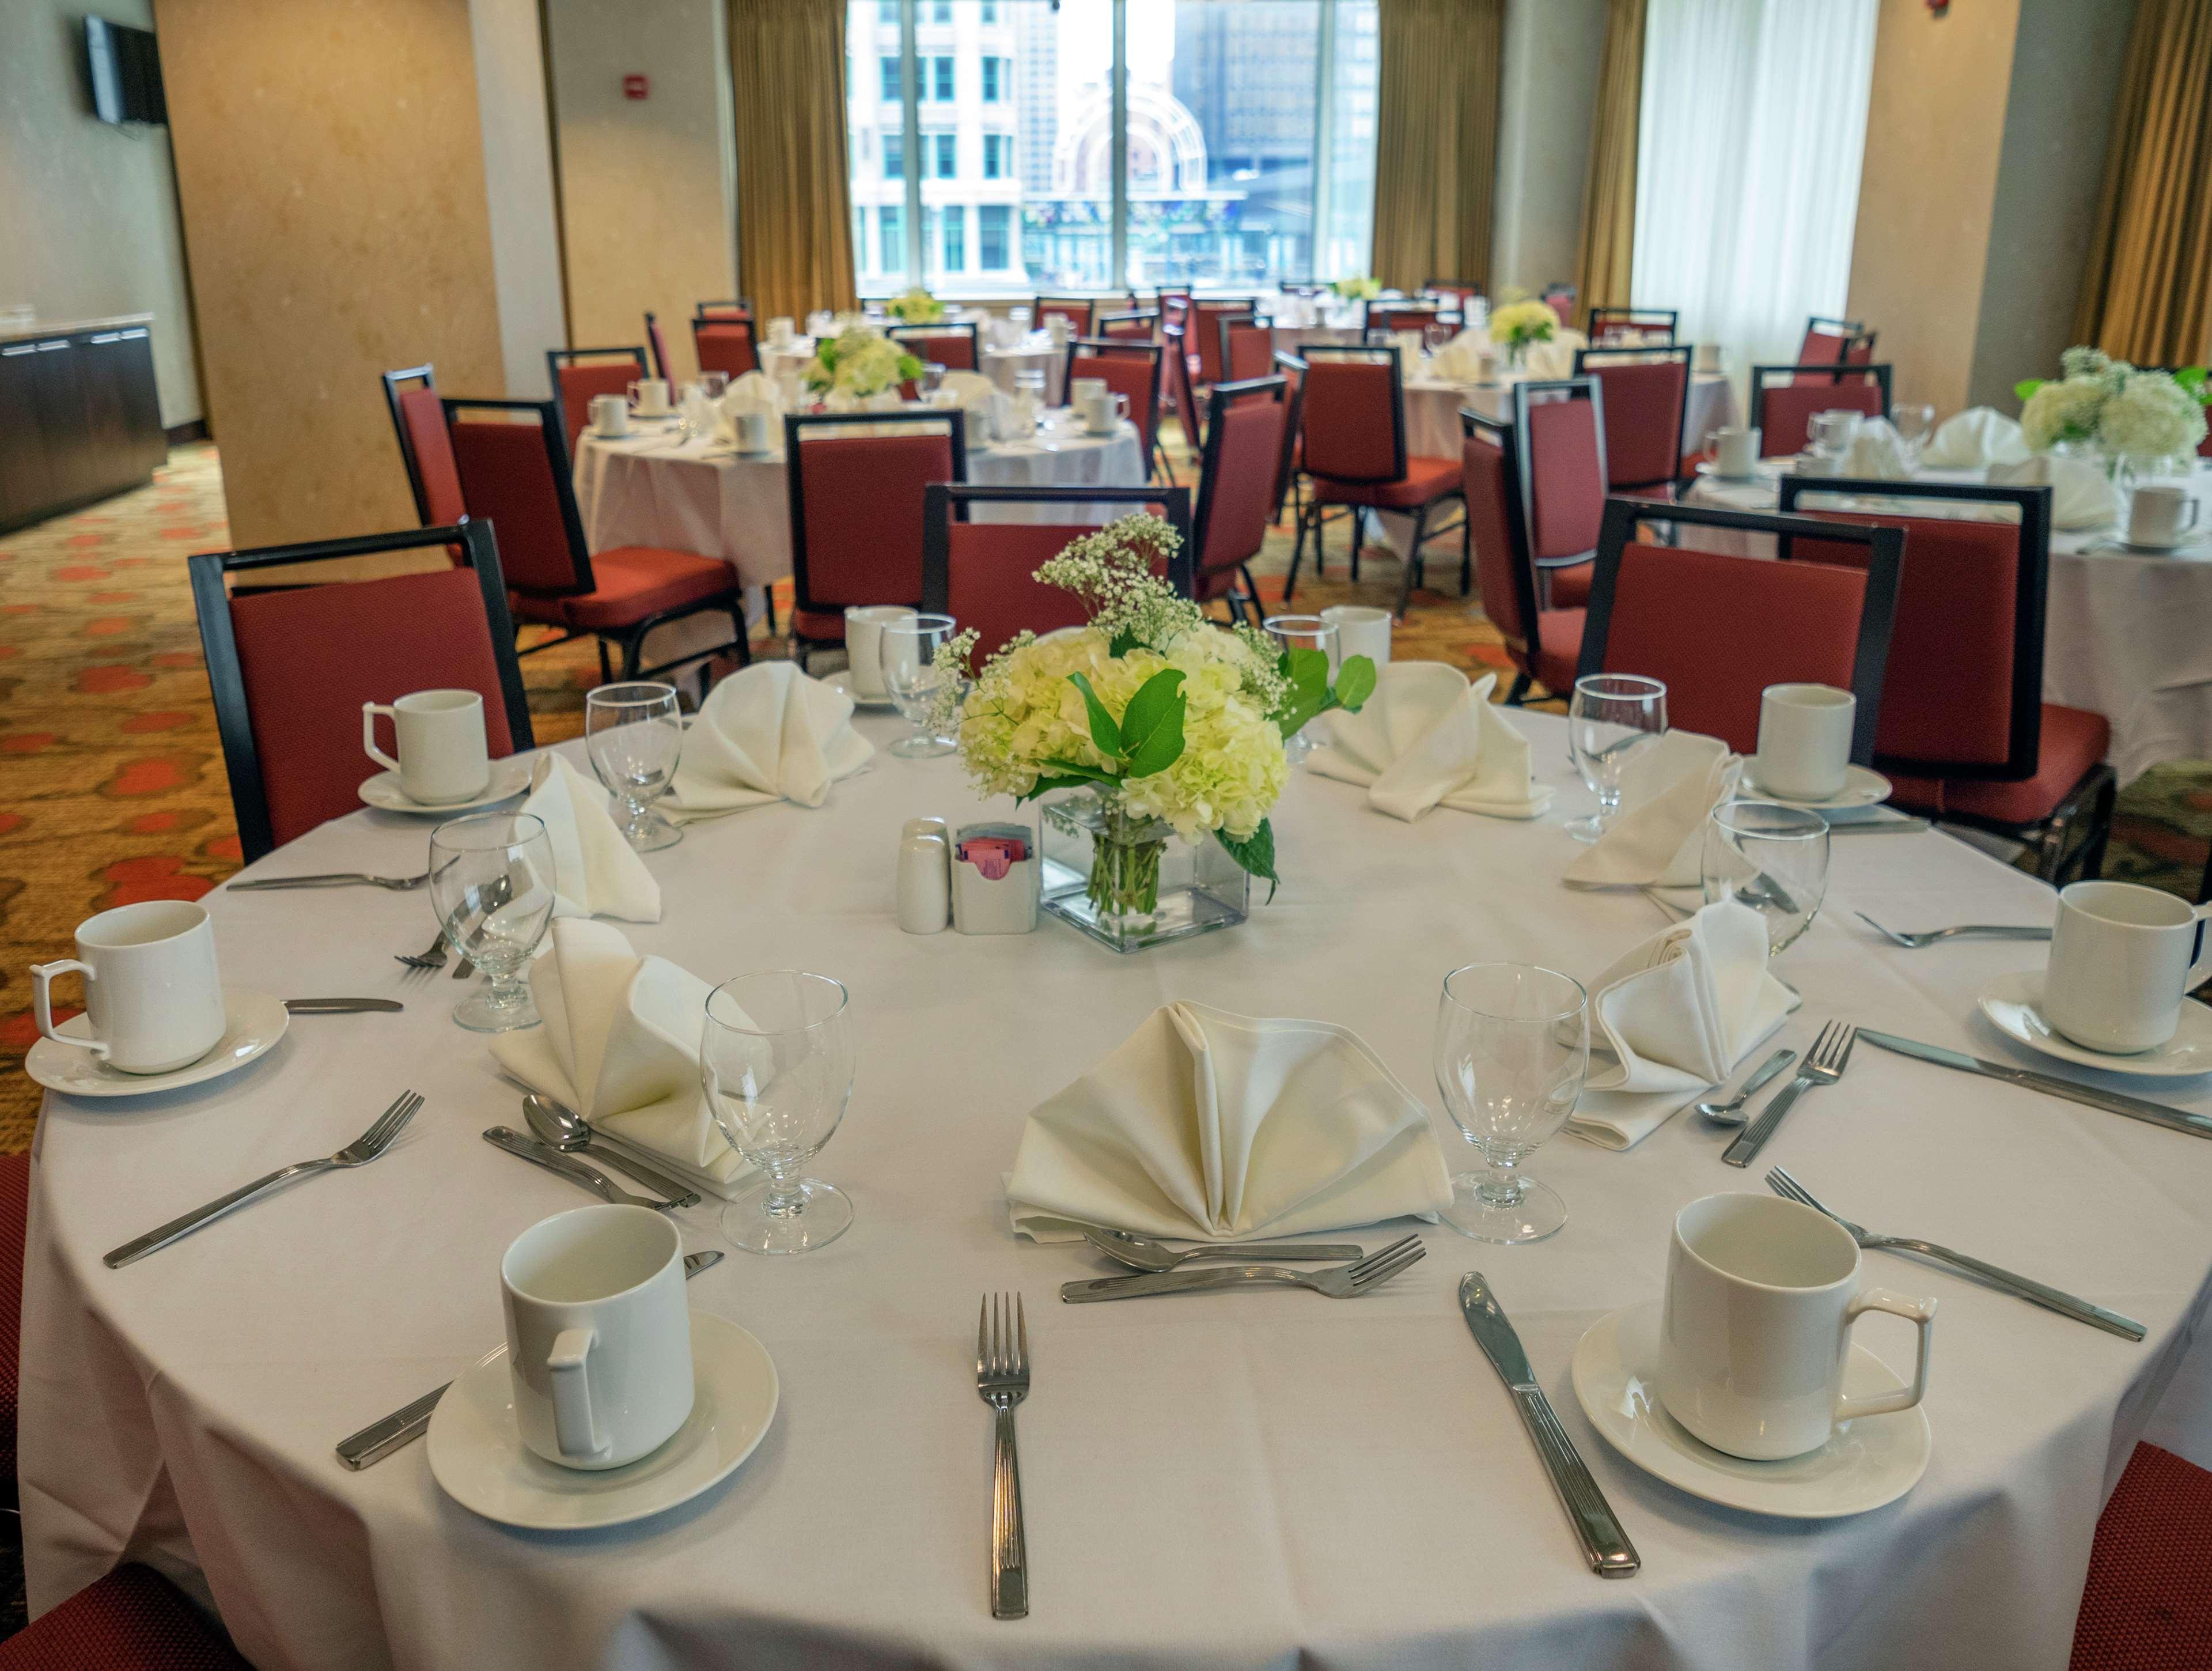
[
  {"x1": 545, "y1": 0, "x2": 737, "y2": 386},
  {"x1": 0, "y1": 0, "x2": 203, "y2": 428},
  {"x1": 1490, "y1": 0, "x2": 1607, "y2": 298},
  {"x1": 155, "y1": 0, "x2": 507, "y2": 551},
  {"x1": 472, "y1": 0, "x2": 569, "y2": 400}
]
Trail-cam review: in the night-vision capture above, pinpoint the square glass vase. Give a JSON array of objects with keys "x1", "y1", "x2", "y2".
[{"x1": 1037, "y1": 789, "x2": 1249, "y2": 954}]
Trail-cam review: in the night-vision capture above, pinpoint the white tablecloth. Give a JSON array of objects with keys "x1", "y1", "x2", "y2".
[
  {"x1": 1683, "y1": 463, "x2": 2212, "y2": 781},
  {"x1": 24, "y1": 708, "x2": 2212, "y2": 1671}
]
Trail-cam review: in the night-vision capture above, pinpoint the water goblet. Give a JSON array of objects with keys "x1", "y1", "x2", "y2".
[
  {"x1": 881, "y1": 613, "x2": 960, "y2": 758},
  {"x1": 699, "y1": 971, "x2": 856, "y2": 1255},
  {"x1": 1263, "y1": 613, "x2": 1340, "y2": 766},
  {"x1": 921, "y1": 363, "x2": 946, "y2": 399},
  {"x1": 699, "y1": 370, "x2": 730, "y2": 401},
  {"x1": 1892, "y1": 402, "x2": 1936, "y2": 467},
  {"x1": 1433, "y1": 963, "x2": 1589, "y2": 1243},
  {"x1": 1701, "y1": 802, "x2": 1831, "y2": 955},
  {"x1": 429, "y1": 812, "x2": 559, "y2": 1033},
  {"x1": 585, "y1": 682, "x2": 685, "y2": 850},
  {"x1": 1566, "y1": 673, "x2": 1667, "y2": 841}
]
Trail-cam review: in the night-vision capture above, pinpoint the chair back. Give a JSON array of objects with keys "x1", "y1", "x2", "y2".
[
  {"x1": 1425, "y1": 280, "x2": 1484, "y2": 310},
  {"x1": 1066, "y1": 340, "x2": 1163, "y2": 459},
  {"x1": 697, "y1": 298, "x2": 754, "y2": 322},
  {"x1": 1588, "y1": 307, "x2": 1677, "y2": 346},
  {"x1": 645, "y1": 311, "x2": 674, "y2": 383},
  {"x1": 1797, "y1": 315, "x2": 1865, "y2": 366},
  {"x1": 785, "y1": 411, "x2": 967, "y2": 617},
  {"x1": 1220, "y1": 316, "x2": 1274, "y2": 384},
  {"x1": 1270, "y1": 349, "x2": 1308, "y2": 517},
  {"x1": 1158, "y1": 289, "x2": 1192, "y2": 329},
  {"x1": 1099, "y1": 309, "x2": 1158, "y2": 341},
  {"x1": 1299, "y1": 346, "x2": 1408, "y2": 484},
  {"x1": 381, "y1": 365, "x2": 467, "y2": 531},
  {"x1": 1778, "y1": 477, "x2": 2051, "y2": 779},
  {"x1": 1035, "y1": 296, "x2": 1096, "y2": 335},
  {"x1": 1512, "y1": 378, "x2": 1608, "y2": 563},
  {"x1": 889, "y1": 322, "x2": 979, "y2": 372},
  {"x1": 1751, "y1": 363, "x2": 1893, "y2": 456},
  {"x1": 1190, "y1": 304, "x2": 1256, "y2": 386},
  {"x1": 1460, "y1": 411, "x2": 1543, "y2": 669},
  {"x1": 922, "y1": 484, "x2": 1192, "y2": 664},
  {"x1": 445, "y1": 398, "x2": 593, "y2": 598},
  {"x1": 1573, "y1": 347, "x2": 1691, "y2": 491},
  {"x1": 1577, "y1": 499, "x2": 1902, "y2": 760},
  {"x1": 1192, "y1": 377, "x2": 1290, "y2": 601},
  {"x1": 1541, "y1": 284, "x2": 1577, "y2": 327},
  {"x1": 546, "y1": 347, "x2": 647, "y2": 458},
  {"x1": 1366, "y1": 303, "x2": 1446, "y2": 336},
  {"x1": 694, "y1": 318, "x2": 760, "y2": 379},
  {"x1": 190, "y1": 521, "x2": 531, "y2": 861}
]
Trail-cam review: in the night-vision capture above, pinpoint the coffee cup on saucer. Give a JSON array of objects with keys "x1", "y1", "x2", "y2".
[
  {"x1": 843, "y1": 606, "x2": 916, "y2": 700},
  {"x1": 32, "y1": 900, "x2": 229, "y2": 1075},
  {"x1": 363, "y1": 689, "x2": 491, "y2": 806},
  {"x1": 733, "y1": 409, "x2": 773, "y2": 453},
  {"x1": 2045, "y1": 879, "x2": 2212, "y2": 1054},
  {"x1": 1319, "y1": 604, "x2": 1392, "y2": 668},
  {"x1": 628, "y1": 378, "x2": 672, "y2": 418},
  {"x1": 766, "y1": 316, "x2": 797, "y2": 349},
  {"x1": 589, "y1": 394, "x2": 629, "y2": 438},
  {"x1": 1707, "y1": 426, "x2": 1760, "y2": 477},
  {"x1": 1754, "y1": 683, "x2": 1855, "y2": 800},
  {"x1": 2128, "y1": 483, "x2": 2200, "y2": 550},
  {"x1": 1077, "y1": 389, "x2": 1129, "y2": 434}
]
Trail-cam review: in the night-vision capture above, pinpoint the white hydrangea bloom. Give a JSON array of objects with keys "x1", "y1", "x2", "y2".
[{"x1": 2099, "y1": 371, "x2": 2209, "y2": 461}]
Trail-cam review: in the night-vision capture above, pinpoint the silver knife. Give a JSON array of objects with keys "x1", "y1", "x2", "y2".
[
  {"x1": 335, "y1": 1249, "x2": 723, "y2": 1469},
  {"x1": 285, "y1": 999, "x2": 405, "y2": 1015},
  {"x1": 1459, "y1": 1273, "x2": 1639, "y2": 1577},
  {"x1": 1859, "y1": 1030, "x2": 2212, "y2": 1141},
  {"x1": 480, "y1": 1127, "x2": 700, "y2": 1209}
]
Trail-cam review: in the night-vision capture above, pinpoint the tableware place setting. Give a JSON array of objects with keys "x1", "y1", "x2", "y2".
[{"x1": 358, "y1": 688, "x2": 532, "y2": 815}]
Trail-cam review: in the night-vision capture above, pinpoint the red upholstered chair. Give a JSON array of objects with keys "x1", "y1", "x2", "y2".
[
  {"x1": 692, "y1": 317, "x2": 759, "y2": 380},
  {"x1": 0, "y1": 1564, "x2": 253, "y2": 1671},
  {"x1": 1573, "y1": 346, "x2": 1692, "y2": 498},
  {"x1": 2073, "y1": 1442, "x2": 2212, "y2": 1670},
  {"x1": 784, "y1": 410, "x2": 968, "y2": 664},
  {"x1": 1777, "y1": 475, "x2": 2116, "y2": 882},
  {"x1": 1034, "y1": 296, "x2": 1097, "y2": 336},
  {"x1": 1190, "y1": 376, "x2": 1291, "y2": 622},
  {"x1": 696, "y1": 298, "x2": 754, "y2": 322},
  {"x1": 1461, "y1": 409, "x2": 1582, "y2": 705},
  {"x1": 1220, "y1": 316, "x2": 1275, "y2": 385},
  {"x1": 1798, "y1": 314, "x2": 1867, "y2": 366},
  {"x1": 1575, "y1": 498, "x2": 1902, "y2": 758},
  {"x1": 190, "y1": 521, "x2": 533, "y2": 861},
  {"x1": 1098, "y1": 309, "x2": 1158, "y2": 342},
  {"x1": 1752, "y1": 362, "x2": 1893, "y2": 456},
  {"x1": 1588, "y1": 307, "x2": 1677, "y2": 346},
  {"x1": 922, "y1": 483, "x2": 1192, "y2": 664},
  {"x1": 889, "y1": 322, "x2": 979, "y2": 376},
  {"x1": 1512, "y1": 377, "x2": 1608, "y2": 610},
  {"x1": 643, "y1": 311, "x2": 676, "y2": 384},
  {"x1": 1270, "y1": 347, "x2": 1309, "y2": 526},
  {"x1": 380, "y1": 365, "x2": 468, "y2": 531},
  {"x1": 445, "y1": 397, "x2": 750, "y2": 687},
  {"x1": 1425, "y1": 279, "x2": 1484, "y2": 311},
  {"x1": 1171, "y1": 305, "x2": 1259, "y2": 453},
  {"x1": 547, "y1": 347, "x2": 649, "y2": 460},
  {"x1": 0, "y1": 1148, "x2": 25, "y2": 1489},
  {"x1": 1285, "y1": 345, "x2": 1465, "y2": 618},
  {"x1": 1363, "y1": 302, "x2": 1448, "y2": 335},
  {"x1": 1541, "y1": 283, "x2": 1577, "y2": 326},
  {"x1": 1065, "y1": 339, "x2": 1166, "y2": 482}
]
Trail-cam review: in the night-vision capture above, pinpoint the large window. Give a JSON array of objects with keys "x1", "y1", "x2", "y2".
[{"x1": 852, "y1": 0, "x2": 1377, "y2": 298}]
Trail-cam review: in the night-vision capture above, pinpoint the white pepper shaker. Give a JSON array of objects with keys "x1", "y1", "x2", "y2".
[{"x1": 895, "y1": 832, "x2": 950, "y2": 933}]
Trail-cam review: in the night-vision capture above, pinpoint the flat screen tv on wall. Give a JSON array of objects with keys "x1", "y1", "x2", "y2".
[{"x1": 85, "y1": 18, "x2": 166, "y2": 126}]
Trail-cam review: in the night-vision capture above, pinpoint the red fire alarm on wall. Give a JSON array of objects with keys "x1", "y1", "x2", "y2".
[{"x1": 623, "y1": 74, "x2": 649, "y2": 100}]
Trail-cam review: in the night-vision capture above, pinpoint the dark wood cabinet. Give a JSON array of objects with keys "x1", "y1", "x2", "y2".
[{"x1": 0, "y1": 320, "x2": 166, "y2": 534}]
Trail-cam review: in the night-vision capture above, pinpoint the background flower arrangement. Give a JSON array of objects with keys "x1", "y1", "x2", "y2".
[
  {"x1": 2017, "y1": 346, "x2": 2209, "y2": 464},
  {"x1": 1487, "y1": 298, "x2": 1558, "y2": 355},
  {"x1": 887, "y1": 288, "x2": 945, "y2": 325},
  {"x1": 803, "y1": 326, "x2": 924, "y2": 401},
  {"x1": 1331, "y1": 275, "x2": 1382, "y2": 302}
]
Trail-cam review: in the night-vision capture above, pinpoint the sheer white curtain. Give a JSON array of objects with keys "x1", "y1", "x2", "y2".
[{"x1": 1631, "y1": 0, "x2": 1877, "y2": 382}]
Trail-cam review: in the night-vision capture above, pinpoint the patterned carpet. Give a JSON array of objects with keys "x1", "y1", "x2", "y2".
[{"x1": 2, "y1": 440, "x2": 2207, "y2": 1152}]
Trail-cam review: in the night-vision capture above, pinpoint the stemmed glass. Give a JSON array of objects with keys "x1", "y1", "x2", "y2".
[
  {"x1": 1433, "y1": 963, "x2": 1589, "y2": 1244},
  {"x1": 429, "y1": 812, "x2": 558, "y2": 1033},
  {"x1": 1264, "y1": 613, "x2": 1340, "y2": 766},
  {"x1": 585, "y1": 682, "x2": 685, "y2": 851},
  {"x1": 699, "y1": 971, "x2": 856, "y2": 1256},
  {"x1": 1892, "y1": 403, "x2": 1936, "y2": 468},
  {"x1": 1701, "y1": 802, "x2": 1831, "y2": 955},
  {"x1": 881, "y1": 613, "x2": 960, "y2": 758},
  {"x1": 1567, "y1": 674, "x2": 1667, "y2": 840}
]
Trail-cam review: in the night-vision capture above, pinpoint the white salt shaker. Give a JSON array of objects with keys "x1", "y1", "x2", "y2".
[{"x1": 896, "y1": 831, "x2": 950, "y2": 934}]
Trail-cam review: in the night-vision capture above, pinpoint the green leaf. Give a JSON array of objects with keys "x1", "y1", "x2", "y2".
[
  {"x1": 1215, "y1": 821, "x2": 1279, "y2": 903},
  {"x1": 1016, "y1": 766, "x2": 1119, "y2": 804},
  {"x1": 1334, "y1": 654, "x2": 1377, "y2": 713},
  {"x1": 2177, "y1": 365, "x2": 2211, "y2": 405},
  {"x1": 1108, "y1": 628, "x2": 1144, "y2": 657},
  {"x1": 2014, "y1": 377, "x2": 2044, "y2": 404},
  {"x1": 1274, "y1": 646, "x2": 1334, "y2": 739},
  {"x1": 1120, "y1": 670, "x2": 1188, "y2": 778},
  {"x1": 1066, "y1": 672, "x2": 1122, "y2": 760}
]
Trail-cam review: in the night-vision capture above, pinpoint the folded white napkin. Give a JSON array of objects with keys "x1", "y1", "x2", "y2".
[
  {"x1": 492, "y1": 919, "x2": 755, "y2": 1197},
  {"x1": 939, "y1": 369, "x2": 997, "y2": 418},
  {"x1": 516, "y1": 754, "x2": 661, "y2": 923},
  {"x1": 1521, "y1": 330, "x2": 1589, "y2": 382},
  {"x1": 1989, "y1": 453, "x2": 2125, "y2": 531},
  {"x1": 1563, "y1": 730, "x2": 1741, "y2": 890},
  {"x1": 1838, "y1": 418, "x2": 1913, "y2": 481},
  {"x1": 720, "y1": 371, "x2": 783, "y2": 417},
  {"x1": 1428, "y1": 330, "x2": 1490, "y2": 384},
  {"x1": 1919, "y1": 406, "x2": 2031, "y2": 470},
  {"x1": 665, "y1": 661, "x2": 873, "y2": 820},
  {"x1": 1006, "y1": 1003, "x2": 1452, "y2": 1242},
  {"x1": 1308, "y1": 664, "x2": 1552, "y2": 821}
]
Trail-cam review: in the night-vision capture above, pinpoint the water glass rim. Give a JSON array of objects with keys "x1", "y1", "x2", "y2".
[
  {"x1": 704, "y1": 970, "x2": 850, "y2": 1038},
  {"x1": 1711, "y1": 800, "x2": 1830, "y2": 840},
  {"x1": 430, "y1": 811, "x2": 547, "y2": 853},
  {"x1": 1573, "y1": 672, "x2": 1665, "y2": 702},
  {"x1": 585, "y1": 681, "x2": 680, "y2": 711},
  {"x1": 1441, "y1": 961, "x2": 1588, "y2": 1022},
  {"x1": 882, "y1": 613, "x2": 956, "y2": 638}
]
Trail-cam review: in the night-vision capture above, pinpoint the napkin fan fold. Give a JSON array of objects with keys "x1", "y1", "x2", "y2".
[
  {"x1": 1309, "y1": 664, "x2": 1552, "y2": 821},
  {"x1": 666, "y1": 661, "x2": 873, "y2": 820}
]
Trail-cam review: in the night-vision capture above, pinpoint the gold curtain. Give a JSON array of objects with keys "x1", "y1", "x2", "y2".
[
  {"x1": 2075, "y1": 0, "x2": 2212, "y2": 365},
  {"x1": 1573, "y1": 0, "x2": 1646, "y2": 323},
  {"x1": 728, "y1": 0, "x2": 857, "y2": 323},
  {"x1": 1369, "y1": 0, "x2": 1506, "y2": 292}
]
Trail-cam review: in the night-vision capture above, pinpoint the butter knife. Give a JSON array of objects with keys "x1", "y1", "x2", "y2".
[
  {"x1": 480, "y1": 1127, "x2": 697, "y2": 1209},
  {"x1": 1459, "y1": 1273, "x2": 1639, "y2": 1578},
  {"x1": 285, "y1": 999, "x2": 405, "y2": 1015},
  {"x1": 335, "y1": 1249, "x2": 723, "y2": 1469},
  {"x1": 1859, "y1": 1030, "x2": 2212, "y2": 1141}
]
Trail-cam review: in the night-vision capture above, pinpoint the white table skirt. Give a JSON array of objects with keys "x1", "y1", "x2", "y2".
[
  {"x1": 24, "y1": 708, "x2": 2212, "y2": 1671},
  {"x1": 1682, "y1": 463, "x2": 2212, "y2": 782}
]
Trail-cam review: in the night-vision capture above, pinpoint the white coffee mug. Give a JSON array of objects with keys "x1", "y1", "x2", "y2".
[
  {"x1": 1046, "y1": 316, "x2": 1071, "y2": 346},
  {"x1": 767, "y1": 316, "x2": 796, "y2": 348},
  {"x1": 362, "y1": 689, "x2": 491, "y2": 805},
  {"x1": 32, "y1": 900, "x2": 227, "y2": 1074},
  {"x1": 1070, "y1": 377, "x2": 1108, "y2": 404},
  {"x1": 1755, "y1": 682, "x2": 1855, "y2": 800},
  {"x1": 1079, "y1": 390, "x2": 1130, "y2": 434},
  {"x1": 844, "y1": 606, "x2": 916, "y2": 699},
  {"x1": 2045, "y1": 879, "x2": 2212, "y2": 1054},
  {"x1": 628, "y1": 377, "x2": 671, "y2": 417},
  {"x1": 1319, "y1": 604, "x2": 1392, "y2": 668},
  {"x1": 1709, "y1": 426, "x2": 1760, "y2": 477},
  {"x1": 1694, "y1": 342, "x2": 1724, "y2": 373},
  {"x1": 1658, "y1": 1193, "x2": 1936, "y2": 1461},
  {"x1": 2129, "y1": 484, "x2": 2200, "y2": 550},
  {"x1": 734, "y1": 409, "x2": 773, "y2": 453},
  {"x1": 589, "y1": 394, "x2": 628, "y2": 438},
  {"x1": 501, "y1": 1205, "x2": 694, "y2": 1470}
]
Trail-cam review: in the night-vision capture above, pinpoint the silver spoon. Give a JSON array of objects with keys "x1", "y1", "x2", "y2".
[
  {"x1": 1696, "y1": 1048, "x2": 1799, "y2": 1126},
  {"x1": 521, "y1": 1094, "x2": 704, "y2": 1208},
  {"x1": 1077, "y1": 1224, "x2": 1365, "y2": 1273}
]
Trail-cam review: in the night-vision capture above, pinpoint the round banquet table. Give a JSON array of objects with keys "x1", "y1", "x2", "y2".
[
  {"x1": 756, "y1": 333, "x2": 1068, "y2": 406},
  {"x1": 24, "y1": 706, "x2": 2212, "y2": 1671}
]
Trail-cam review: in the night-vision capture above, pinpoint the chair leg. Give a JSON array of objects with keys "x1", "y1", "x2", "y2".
[
  {"x1": 597, "y1": 637, "x2": 613, "y2": 685},
  {"x1": 1399, "y1": 505, "x2": 1428, "y2": 613},
  {"x1": 730, "y1": 602, "x2": 753, "y2": 668},
  {"x1": 1350, "y1": 509, "x2": 1363, "y2": 583},
  {"x1": 1460, "y1": 500, "x2": 1474, "y2": 595},
  {"x1": 621, "y1": 629, "x2": 645, "y2": 681},
  {"x1": 1240, "y1": 564, "x2": 1261, "y2": 622},
  {"x1": 1283, "y1": 505, "x2": 1311, "y2": 604},
  {"x1": 1505, "y1": 671, "x2": 1532, "y2": 705}
]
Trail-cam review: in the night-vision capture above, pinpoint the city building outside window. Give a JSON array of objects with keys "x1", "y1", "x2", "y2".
[
  {"x1": 932, "y1": 56, "x2": 954, "y2": 101},
  {"x1": 884, "y1": 133, "x2": 904, "y2": 180},
  {"x1": 943, "y1": 205, "x2": 967, "y2": 271},
  {"x1": 878, "y1": 55, "x2": 899, "y2": 103},
  {"x1": 982, "y1": 56, "x2": 1001, "y2": 102},
  {"x1": 979, "y1": 203, "x2": 1011, "y2": 270},
  {"x1": 934, "y1": 131, "x2": 957, "y2": 177}
]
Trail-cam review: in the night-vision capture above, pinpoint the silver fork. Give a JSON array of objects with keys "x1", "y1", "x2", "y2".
[
  {"x1": 1723, "y1": 1022, "x2": 1856, "y2": 1167},
  {"x1": 1767, "y1": 1167, "x2": 2145, "y2": 1340},
  {"x1": 976, "y1": 1293, "x2": 1029, "y2": 1621},
  {"x1": 105, "y1": 1090, "x2": 425, "y2": 1268},
  {"x1": 229, "y1": 872, "x2": 429, "y2": 892},
  {"x1": 1059, "y1": 1233, "x2": 1426, "y2": 1302},
  {"x1": 1853, "y1": 912, "x2": 2052, "y2": 950},
  {"x1": 394, "y1": 927, "x2": 448, "y2": 972}
]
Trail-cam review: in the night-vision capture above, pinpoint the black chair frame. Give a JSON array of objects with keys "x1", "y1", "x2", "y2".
[
  {"x1": 1510, "y1": 376, "x2": 1611, "y2": 591},
  {"x1": 691, "y1": 313, "x2": 760, "y2": 371},
  {"x1": 1192, "y1": 375, "x2": 1287, "y2": 625},
  {"x1": 1270, "y1": 348, "x2": 1309, "y2": 526},
  {"x1": 921, "y1": 483, "x2": 1194, "y2": 618},
  {"x1": 381, "y1": 363, "x2": 440, "y2": 525},
  {"x1": 545, "y1": 346, "x2": 648, "y2": 456},
  {"x1": 1362, "y1": 300, "x2": 1448, "y2": 334},
  {"x1": 1168, "y1": 311, "x2": 1258, "y2": 455},
  {"x1": 888, "y1": 320, "x2": 980, "y2": 371},
  {"x1": 1573, "y1": 345, "x2": 1693, "y2": 494},
  {"x1": 1588, "y1": 307, "x2": 1678, "y2": 344},
  {"x1": 190, "y1": 520, "x2": 533, "y2": 864},
  {"x1": 696, "y1": 298, "x2": 756, "y2": 319},
  {"x1": 1096, "y1": 309, "x2": 1161, "y2": 338},
  {"x1": 1750, "y1": 362, "x2": 1894, "y2": 447},
  {"x1": 1033, "y1": 295, "x2": 1111, "y2": 331},
  {"x1": 1458, "y1": 406, "x2": 1546, "y2": 706},
  {"x1": 1063, "y1": 337, "x2": 1168, "y2": 483}
]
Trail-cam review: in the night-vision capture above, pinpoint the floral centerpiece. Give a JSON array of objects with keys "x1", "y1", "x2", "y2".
[
  {"x1": 1487, "y1": 298, "x2": 1558, "y2": 369},
  {"x1": 803, "y1": 325, "x2": 923, "y2": 406},
  {"x1": 887, "y1": 286, "x2": 945, "y2": 325},
  {"x1": 930, "y1": 515, "x2": 1374, "y2": 949},
  {"x1": 2017, "y1": 346, "x2": 2209, "y2": 471},
  {"x1": 1331, "y1": 275, "x2": 1382, "y2": 302}
]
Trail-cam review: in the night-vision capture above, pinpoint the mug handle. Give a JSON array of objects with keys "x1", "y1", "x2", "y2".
[
  {"x1": 2184, "y1": 501, "x2": 2203, "y2": 534},
  {"x1": 1834, "y1": 1287, "x2": 1936, "y2": 1423},
  {"x1": 547, "y1": 1326, "x2": 605, "y2": 1461},
  {"x1": 2188, "y1": 902, "x2": 2212, "y2": 988},
  {"x1": 31, "y1": 959, "x2": 108, "y2": 1058},
  {"x1": 362, "y1": 702, "x2": 402, "y2": 774}
]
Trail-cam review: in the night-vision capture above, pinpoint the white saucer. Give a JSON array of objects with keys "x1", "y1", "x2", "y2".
[
  {"x1": 1694, "y1": 459, "x2": 1762, "y2": 483},
  {"x1": 25, "y1": 989, "x2": 290, "y2": 1099},
  {"x1": 1740, "y1": 763, "x2": 1893, "y2": 810},
  {"x1": 1978, "y1": 971, "x2": 2212, "y2": 1078},
  {"x1": 427, "y1": 1311, "x2": 778, "y2": 1532},
  {"x1": 2104, "y1": 534, "x2": 2212, "y2": 557},
  {"x1": 1570, "y1": 1302, "x2": 1930, "y2": 1519},
  {"x1": 819, "y1": 669, "x2": 897, "y2": 710},
  {"x1": 358, "y1": 758, "x2": 532, "y2": 816}
]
